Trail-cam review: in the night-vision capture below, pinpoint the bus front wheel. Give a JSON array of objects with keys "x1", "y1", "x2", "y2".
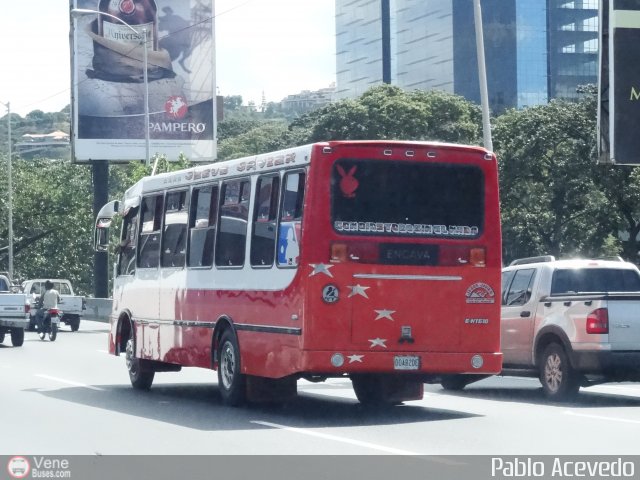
[{"x1": 217, "y1": 329, "x2": 247, "y2": 406}]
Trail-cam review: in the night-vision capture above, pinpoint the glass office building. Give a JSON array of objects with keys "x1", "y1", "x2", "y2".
[{"x1": 335, "y1": 0, "x2": 598, "y2": 112}]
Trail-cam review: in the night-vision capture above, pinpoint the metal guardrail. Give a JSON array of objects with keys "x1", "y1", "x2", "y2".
[{"x1": 83, "y1": 298, "x2": 112, "y2": 323}]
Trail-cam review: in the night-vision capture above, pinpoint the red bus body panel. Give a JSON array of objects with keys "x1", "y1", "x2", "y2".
[{"x1": 108, "y1": 141, "x2": 502, "y2": 380}]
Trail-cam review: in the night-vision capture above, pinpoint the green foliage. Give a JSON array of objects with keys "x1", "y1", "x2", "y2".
[
  {"x1": 494, "y1": 95, "x2": 615, "y2": 263},
  {"x1": 290, "y1": 84, "x2": 482, "y2": 144},
  {"x1": 0, "y1": 157, "x2": 94, "y2": 295},
  {"x1": 217, "y1": 121, "x2": 296, "y2": 160}
]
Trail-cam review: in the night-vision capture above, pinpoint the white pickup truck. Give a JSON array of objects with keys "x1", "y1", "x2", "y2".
[
  {"x1": 499, "y1": 256, "x2": 640, "y2": 400},
  {"x1": 22, "y1": 279, "x2": 85, "y2": 332},
  {"x1": 0, "y1": 274, "x2": 30, "y2": 347}
]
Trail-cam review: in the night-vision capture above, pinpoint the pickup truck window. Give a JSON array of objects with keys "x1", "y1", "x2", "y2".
[
  {"x1": 551, "y1": 268, "x2": 640, "y2": 294},
  {"x1": 504, "y1": 268, "x2": 536, "y2": 306},
  {"x1": 0, "y1": 278, "x2": 8, "y2": 291},
  {"x1": 501, "y1": 270, "x2": 515, "y2": 305}
]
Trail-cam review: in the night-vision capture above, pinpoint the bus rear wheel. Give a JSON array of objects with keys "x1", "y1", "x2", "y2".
[
  {"x1": 217, "y1": 330, "x2": 246, "y2": 406},
  {"x1": 126, "y1": 333, "x2": 154, "y2": 390},
  {"x1": 351, "y1": 374, "x2": 423, "y2": 405}
]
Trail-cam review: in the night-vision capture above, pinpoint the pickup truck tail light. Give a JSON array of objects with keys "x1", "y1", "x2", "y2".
[
  {"x1": 25, "y1": 304, "x2": 30, "y2": 314},
  {"x1": 586, "y1": 308, "x2": 609, "y2": 334}
]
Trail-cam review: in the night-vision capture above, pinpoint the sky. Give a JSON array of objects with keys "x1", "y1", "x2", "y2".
[{"x1": 0, "y1": 0, "x2": 336, "y2": 117}]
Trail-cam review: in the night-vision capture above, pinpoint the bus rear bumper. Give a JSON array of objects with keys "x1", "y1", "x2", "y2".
[{"x1": 299, "y1": 350, "x2": 502, "y2": 377}]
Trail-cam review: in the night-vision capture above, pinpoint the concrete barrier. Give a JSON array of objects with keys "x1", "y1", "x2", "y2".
[{"x1": 83, "y1": 298, "x2": 113, "y2": 323}]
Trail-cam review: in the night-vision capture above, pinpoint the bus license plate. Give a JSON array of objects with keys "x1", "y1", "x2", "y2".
[{"x1": 394, "y1": 356, "x2": 420, "y2": 370}]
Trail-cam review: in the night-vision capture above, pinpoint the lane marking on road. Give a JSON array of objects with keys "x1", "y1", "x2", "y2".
[
  {"x1": 35, "y1": 374, "x2": 105, "y2": 391},
  {"x1": 251, "y1": 420, "x2": 421, "y2": 455},
  {"x1": 564, "y1": 411, "x2": 640, "y2": 425}
]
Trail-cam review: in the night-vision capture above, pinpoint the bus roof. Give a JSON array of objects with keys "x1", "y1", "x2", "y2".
[{"x1": 124, "y1": 140, "x2": 491, "y2": 202}]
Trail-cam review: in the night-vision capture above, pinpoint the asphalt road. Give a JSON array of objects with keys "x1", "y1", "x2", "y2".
[{"x1": 2, "y1": 320, "x2": 640, "y2": 456}]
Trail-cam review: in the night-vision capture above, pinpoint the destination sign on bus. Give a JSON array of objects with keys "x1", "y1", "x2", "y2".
[{"x1": 334, "y1": 221, "x2": 479, "y2": 237}]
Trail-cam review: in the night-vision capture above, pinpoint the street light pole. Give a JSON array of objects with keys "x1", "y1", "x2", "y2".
[
  {"x1": 70, "y1": 8, "x2": 151, "y2": 166},
  {"x1": 1, "y1": 100, "x2": 13, "y2": 280},
  {"x1": 473, "y1": 0, "x2": 493, "y2": 152}
]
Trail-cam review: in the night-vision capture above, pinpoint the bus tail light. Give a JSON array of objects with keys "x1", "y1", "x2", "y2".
[
  {"x1": 331, "y1": 242, "x2": 378, "y2": 263},
  {"x1": 470, "y1": 248, "x2": 486, "y2": 267},
  {"x1": 439, "y1": 246, "x2": 485, "y2": 267},
  {"x1": 586, "y1": 308, "x2": 609, "y2": 334}
]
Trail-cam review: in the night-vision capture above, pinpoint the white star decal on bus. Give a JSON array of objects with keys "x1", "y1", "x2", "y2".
[
  {"x1": 369, "y1": 338, "x2": 387, "y2": 348},
  {"x1": 374, "y1": 309, "x2": 396, "y2": 321},
  {"x1": 348, "y1": 354, "x2": 364, "y2": 363},
  {"x1": 309, "y1": 263, "x2": 334, "y2": 277},
  {"x1": 348, "y1": 284, "x2": 370, "y2": 298}
]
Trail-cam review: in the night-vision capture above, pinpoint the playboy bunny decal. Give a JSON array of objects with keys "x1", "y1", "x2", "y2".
[{"x1": 336, "y1": 165, "x2": 359, "y2": 198}]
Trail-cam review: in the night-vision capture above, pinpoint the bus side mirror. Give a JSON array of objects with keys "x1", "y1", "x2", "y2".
[{"x1": 94, "y1": 217, "x2": 112, "y2": 252}]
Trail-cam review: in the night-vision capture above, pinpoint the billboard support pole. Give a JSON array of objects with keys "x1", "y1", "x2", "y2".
[{"x1": 92, "y1": 160, "x2": 109, "y2": 298}]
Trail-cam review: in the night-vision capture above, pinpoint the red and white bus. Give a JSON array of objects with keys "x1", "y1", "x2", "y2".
[{"x1": 95, "y1": 140, "x2": 502, "y2": 405}]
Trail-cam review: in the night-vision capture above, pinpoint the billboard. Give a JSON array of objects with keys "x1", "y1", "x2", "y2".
[
  {"x1": 598, "y1": 0, "x2": 640, "y2": 165},
  {"x1": 70, "y1": 0, "x2": 216, "y2": 163}
]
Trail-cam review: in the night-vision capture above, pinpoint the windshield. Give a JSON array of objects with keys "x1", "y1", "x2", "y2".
[
  {"x1": 331, "y1": 159, "x2": 484, "y2": 238},
  {"x1": 551, "y1": 268, "x2": 640, "y2": 294}
]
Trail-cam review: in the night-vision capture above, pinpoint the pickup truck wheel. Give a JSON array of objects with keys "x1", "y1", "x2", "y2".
[
  {"x1": 68, "y1": 316, "x2": 80, "y2": 332},
  {"x1": 217, "y1": 330, "x2": 246, "y2": 406},
  {"x1": 539, "y1": 343, "x2": 579, "y2": 401},
  {"x1": 125, "y1": 335, "x2": 154, "y2": 390},
  {"x1": 11, "y1": 328, "x2": 24, "y2": 347}
]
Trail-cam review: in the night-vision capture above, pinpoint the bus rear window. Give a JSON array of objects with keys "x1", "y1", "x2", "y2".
[{"x1": 331, "y1": 160, "x2": 484, "y2": 238}]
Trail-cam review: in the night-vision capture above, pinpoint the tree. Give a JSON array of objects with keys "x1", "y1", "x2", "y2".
[
  {"x1": 291, "y1": 84, "x2": 482, "y2": 144},
  {"x1": 494, "y1": 95, "x2": 615, "y2": 263}
]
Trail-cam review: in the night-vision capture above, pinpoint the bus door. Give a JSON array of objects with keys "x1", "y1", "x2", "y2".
[
  {"x1": 137, "y1": 193, "x2": 164, "y2": 358},
  {"x1": 158, "y1": 190, "x2": 189, "y2": 357}
]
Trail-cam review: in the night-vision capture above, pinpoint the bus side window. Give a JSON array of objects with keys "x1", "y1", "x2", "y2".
[
  {"x1": 138, "y1": 194, "x2": 163, "y2": 269},
  {"x1": 188, "y1": 184, "x2": 219, "y2": 268},
  {"x1": 118, "y1": 207, "x2": 139, "y2": 276},
  {"x1": 161, "y1": 190, "x2": 189, "y2": 268},
  {"x1": 215, "y1": 179, "x2": 250, "y2": 267},
  {"x1": 250, "y1": 175, "x2": 280, "y2": 267},
  {"x1": 277, "y1": 171, "x2": 305, "y2": 267}
]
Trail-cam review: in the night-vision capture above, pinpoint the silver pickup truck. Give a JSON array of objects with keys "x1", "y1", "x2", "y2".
[
  {"x1": 499, "y1": 256, "x2": 640, "y2": 400},
  {"x1": 23, "y1": 279, "x2": 85, "y2": 332},
  {"x1": 0, "y1": 274, "x2": 30, "y2": 347},
  {"x1": 441, "y1": 256, "x2": 640, "y2": 400}
]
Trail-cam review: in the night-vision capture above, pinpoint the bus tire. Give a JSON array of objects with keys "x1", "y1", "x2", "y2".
[
  {"x1": 441, "y1": 374, "x2": 472, "y2": 391},
  {"x1": 126, "y1": 332, "x2": 154, "y2": 390},
  {"x1": 0, "y1": 332, "x2": 5, "y2": 343},
  {"x1": 352, "y1": 374, "x2": 423, "y2": 405},
  {"x1": 10, "y1": 328, "x2": 24, "y2": 347},
  {"x1": 351, "y1": 375, "x2": 387, "y2": 405},
  {"x1": 539, "y1": 343, "x2": 579, "y2": 401},
  {"x1": 217, "y1": 329, "x2": 246, "y2": 406}
]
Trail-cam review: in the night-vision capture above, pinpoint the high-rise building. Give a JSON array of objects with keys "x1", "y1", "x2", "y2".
[{"x1": 335, "y1": 0, "x2": 598, "y2": 112}]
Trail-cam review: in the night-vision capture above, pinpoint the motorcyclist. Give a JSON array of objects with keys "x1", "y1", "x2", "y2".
[{"x1": 36, "y1": 280, "x2": 61, "y2": 333}]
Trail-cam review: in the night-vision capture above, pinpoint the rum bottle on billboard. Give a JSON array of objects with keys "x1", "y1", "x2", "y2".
[
  {"x1": 98, "y1": 0, "x2": 159, "y2": 50},
  {"x1": 91, "y1": 0, "x2": 165, "y2": 81}
]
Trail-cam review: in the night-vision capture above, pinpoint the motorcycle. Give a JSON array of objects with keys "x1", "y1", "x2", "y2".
[
  {"x1": 38, "y1": 308, "x2": 60, "y2": 341},
  {"x1": 33, "y1": 296, "x2": 60, "y2": 342}
]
